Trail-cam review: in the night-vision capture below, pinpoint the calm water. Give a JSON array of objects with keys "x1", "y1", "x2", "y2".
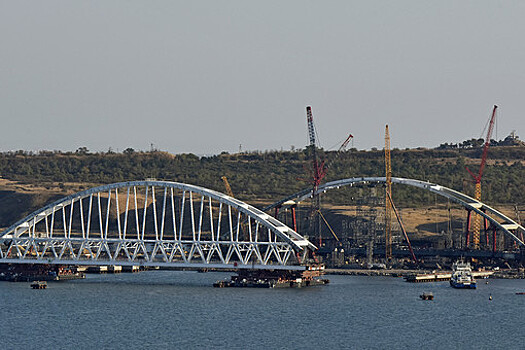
[{"x1": 1, "y1": 271, "x2": 524, "y2": 350}]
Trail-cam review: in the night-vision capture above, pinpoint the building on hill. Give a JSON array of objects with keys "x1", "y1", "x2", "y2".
[
  {"x1": 437, "y1": 131, "x2": 525, "y2": 149},
  {"x1": 499, "y1": 131, "x2": 525, "y2": 147}
]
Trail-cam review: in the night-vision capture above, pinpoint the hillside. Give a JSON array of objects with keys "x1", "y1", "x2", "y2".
[{"x1": 0, "y1": 146, "x2": 523, "y2": 230}]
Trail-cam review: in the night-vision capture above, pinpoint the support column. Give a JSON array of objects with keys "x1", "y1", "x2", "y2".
[
  {"x1": 466, "y1": 210, "x2": 472, "y2": 248},
  {"x1": 291, "y1": 205, "x2": 297, "y2": 232},
  {"x1": 493, "y1": 227, "x2": 497, "y2": 253},
  {"x1": 483, "y1": 211, "x2": 489, "y2": 249}
]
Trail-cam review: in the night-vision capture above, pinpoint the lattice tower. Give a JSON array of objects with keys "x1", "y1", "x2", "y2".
[{"x1": 384, "y1": 125, "x2": 392, "y2": 259}]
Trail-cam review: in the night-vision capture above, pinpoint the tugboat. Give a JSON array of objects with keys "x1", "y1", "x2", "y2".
[
  {"x1": 450, "y1": 260, "x2": 476, "y2": 289},
  {"x1": 30, "y1": 281, "x2": 47, "y2": 289},
  {"x1": 420, "y1": 292, "x2": 434, "y2": 300}
]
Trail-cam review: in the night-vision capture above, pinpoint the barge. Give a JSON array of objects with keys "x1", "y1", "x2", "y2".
[
  {"x1": 0, "y1": 264, "x2": 85, "y2": 282},
  {"x1": 214, "y1": 266, "x2": 329, "y2": 288},
  {"x1": 405, "y1": 270, "x2": 493, "y2": 283},
  {"x1": 405, "y1": 273, "x2": 451, "y2": 283}
]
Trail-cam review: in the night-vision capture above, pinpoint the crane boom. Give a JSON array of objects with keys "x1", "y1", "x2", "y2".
[
  {"x1": 338, "y1": 134, "x2": 354, "y2": 152},
  {"x1": 221, "y1": 176, "x2": 234, "y2": 198},
  {"x1": 304, "y1": 106, "x2": 352, "y2": 248},
  {"x1": 221, "y1": 176, "x2": 250, "y2": 239},
  {"x1": 386, "y1": 190, "x2": 417, "y2": 263},
  {"x1": 306, "y1": 106, "x2": 316, "y2": 147},
  {"x1": 306, "y1": 106, "x2": 324, "y2": 246},
  {"x1": 305, "y1": 106, "x2": 326, "y2": 188},
  {"x1": 466, "y1": 105, "x2": 497, "y2": 182},
  {"x1": 317, "y1": 210, "x2": 340, "y2": 242},
  {"x1": 477, "y1": 105, "x2": 498, "y2": 180}
]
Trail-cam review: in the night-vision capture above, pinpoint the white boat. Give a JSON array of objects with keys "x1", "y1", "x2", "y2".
[{"x1": 450, "y1": 260, "x2": 477, "y2": 289}]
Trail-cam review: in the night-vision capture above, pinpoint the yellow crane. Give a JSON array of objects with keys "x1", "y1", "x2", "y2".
[
  {"x1": 466, "y1": 105, "x2": 497, "y2": 249},
  {"x1": 317, "y1": 210, "x2": 340, "y2": 242},
  {"x1": 385, "y1": 125, "x2": 392, "y2": 259},
  {"x1": 221, "y1": 176, "x2": 235, "y2": 198},
  {"x1": 221, "y1": 176, "x2": 249, "y2": 239}
]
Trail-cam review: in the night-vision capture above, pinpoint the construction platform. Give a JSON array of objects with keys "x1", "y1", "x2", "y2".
[
  {"x1": 214, "y1": 266, "x2": 329, "y2": 288},
  {"x1": 0, "y1": 263, "x2": 85, "y2": 282}
]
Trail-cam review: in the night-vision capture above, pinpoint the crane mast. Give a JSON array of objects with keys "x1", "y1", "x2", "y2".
[
  {"x1": 306, "y1": 106, "x2": 326, "y2": 188},
  {"x1": 305, "y1": 106, "x2": 352, "y2": 248},
  {"x1": 385, "y1": 125, "x2": 392, "y2": 259},
  {"x1": 466, "y1": 105, "x2": 498, "y2": 249},
  {"x1": 306, "y1": 106, "x2": 325, "y2": 246},
  {"x1": 307, "y1": 106, "x2": 317, "y2": 147}
]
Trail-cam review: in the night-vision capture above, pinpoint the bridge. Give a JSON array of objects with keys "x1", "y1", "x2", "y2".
[
  {"x1": 0, "y1": 181, "x2": 315, "y2": 270},
  {"x1": 1, "y1": 177, "x2": 523, "y2": 272},
  {"x1": 265, "y1": 176, "x2": 525, "y2": 248}
]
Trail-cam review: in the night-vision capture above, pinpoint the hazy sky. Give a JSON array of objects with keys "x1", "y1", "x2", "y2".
[{"x1": 1, "y1": 1, "x2": 524, "y2": 155}]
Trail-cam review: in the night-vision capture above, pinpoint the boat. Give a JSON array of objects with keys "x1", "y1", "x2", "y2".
[
  {"x1": 30, "y1": 281, "x2": 47, "y2": 289},
  {"x1": 420, "y1": 292, "x2": 434, "y2": 300},
  {"x1": 450, "y1": 260, "x2": 476, "y2": 289}
]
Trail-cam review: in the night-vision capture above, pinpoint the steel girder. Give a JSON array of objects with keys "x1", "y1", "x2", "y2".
[
  {"x1": 0, "y1": 181, "x2": 315, "y2": 270},
  {"x1": 265, "y1": 177, "x2": 525, "y2": 248}
]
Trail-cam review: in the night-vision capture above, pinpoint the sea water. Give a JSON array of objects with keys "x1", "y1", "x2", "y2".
[{"x1": 1, "y1": 271, "x2": 524, "y2": 349}]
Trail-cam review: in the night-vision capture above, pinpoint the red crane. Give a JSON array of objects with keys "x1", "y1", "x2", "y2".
[
  {"x1": 305, "y1": 106, "x2": 353, "y2": 247},
  {"x1": 338, "y1": 134, "x2": 354, "y2": 152},
  {"x1": 306, "y1": 106, "x2": 326, "y2": 190},
  {"x1": 306, "y1": 106, "x2": 325, "y2": 246},
  {"x1": 466, "y1": 105, "x2": 498, "y2": 249},
  {"x1": 306, "y1": 108, "x2": 353, "y2": 189}
]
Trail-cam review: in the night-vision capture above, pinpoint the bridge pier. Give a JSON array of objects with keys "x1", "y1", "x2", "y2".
[{"x1": 466, "y1": 209, "x2": 472, "y2": 248}]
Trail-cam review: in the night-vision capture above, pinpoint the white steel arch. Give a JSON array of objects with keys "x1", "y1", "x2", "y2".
[
  {"x1": 265, "y1": 177, "x2": 525, "y2": 248},
  {"x1": 0, "y1": 181, "x2": 315, "y2": 270}
]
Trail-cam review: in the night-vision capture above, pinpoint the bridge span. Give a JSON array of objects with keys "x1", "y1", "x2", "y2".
[
  {"x1": 0, "y1": 181, "x2": 315, "y2": 271},
  {"x1": 265, "y1": 176, "x2": 525, "y2": 248},
  {"x1": 2, "y1": 177, "x2": 523, "y2": 272}
]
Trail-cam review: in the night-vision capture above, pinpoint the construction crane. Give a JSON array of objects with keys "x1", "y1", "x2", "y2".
[
  {"x1": 221, "y1": 176, "x2": 249, "y2": 239},
  {"x1": 338, "y1": 134, "x2": 354, "y2": 152},
  {"x1": 306, "y1": 106, "x2": 326, "y2": 247},
  {"x1": 466, "y1": 105, "x2": 498, "y2": 249},
  {"x1": 384, "y1": 125, "x2": 417, "y2": 262},
  {"x1": 221, "y1": 176, "x2": 235, "y2": 198},
  {"x1": 306, "y1": 106, "x2": 327, "y2": 190},
  {"x1": 304, "y1": 106, "x2": 353, "y2": 247},
  {"x1": 384, "y1": 125, "x2": 392, "y2": 259}
]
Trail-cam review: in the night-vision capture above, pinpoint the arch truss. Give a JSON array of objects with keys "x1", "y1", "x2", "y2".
[
  {"x1": 265, "y1": 177, "x2": 525, "y2": 248},
  {"x1": 0, "y1": 181, "x2": 315, "y2": 270}
]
